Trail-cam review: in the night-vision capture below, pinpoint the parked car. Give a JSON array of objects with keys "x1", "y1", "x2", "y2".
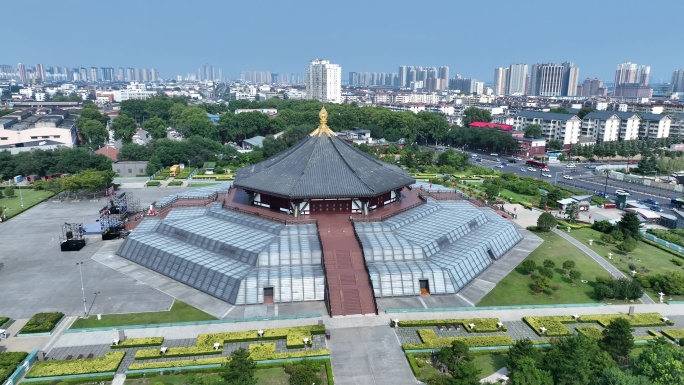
[
  {"x1": 542, "y1": 173, "x2": 552, "y2": 178},
  {"x1": 643, "y1": 198, "x2": 659, "y2": 205},
  {"x1": 649, "y1": 205, "x2": 664, "y2": 212},
  {"x1": 563, "y1": 175, "x2": 573, "y2": 180}
]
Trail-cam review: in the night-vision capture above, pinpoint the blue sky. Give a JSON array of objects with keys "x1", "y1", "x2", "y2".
[{"x1": 6, "y1": 0, "x2": 684, "y2": 83}]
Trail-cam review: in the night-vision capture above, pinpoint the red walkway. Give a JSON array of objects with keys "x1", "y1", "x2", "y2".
[{"x1": 317, "y1": 214, "x2": 377, "y2": 316}]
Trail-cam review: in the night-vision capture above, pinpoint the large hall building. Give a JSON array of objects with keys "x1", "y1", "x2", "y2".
[{"x1": 116, "y1": 108, "x2": 523, "y2": 316}]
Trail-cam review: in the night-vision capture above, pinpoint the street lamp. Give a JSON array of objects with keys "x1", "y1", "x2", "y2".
[
  {"x1": 18, "y1": 185, "x2": 24, "y2": 208},
  {"x1": 76, "y1": 262, "x2": 87, "y2": 317}
]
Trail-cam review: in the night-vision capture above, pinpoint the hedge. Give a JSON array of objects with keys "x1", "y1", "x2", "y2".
[
  {"x1": 135, "y1": 325, "x2": 325, "y2": 359},
  {"x1": 398, "y1": 318, "x2": 506, "y2": 332},
  {"x1": 576, "y1": 326, "x2": 603, "y2": 339},
  {"x1": 19, "y1": 312, "x2": 64, "y2": 334},
  {"x1": 111, "y1": 337, "x2": 164, "y2": 349},
  {"x1": 26, "y1": 352, "x2": 125, "y2": 378},
  {"x1": 0, "y1": 317, "x2": 9, "y2": 327},
  {"x1": 145, "y1": 181, "x2": 161, "y2": 187},
  {"x1": 523, "y1": 313, "x2": 669, "y2": 336},
  {"x1": 661, "y1": 329, "x2": 684, "y2": 341},
  {"x1": 641, "y1": 238, "x2": 684, "y2": 260},
  {"x1": 556, "y1": 220, "x2": 592, "y2": 229},
  {"x1": 129, "y1": 344, "x2": 329, "y2": 370},
  {"x1": 167, "y1": 181, "x2": 184, "y2": 186},
  {"x1": 405, "y1": 354, "x2": 421, "y2": 376},
  {"x1": 401, "y1": 329, "x2": 514, "y2": 350},
  {"x1": 24, "y1": 374, "x2": 116, "y2": 385},
  {"x1": 0, "y1": 352, "x2": 28, "y2": 384}
]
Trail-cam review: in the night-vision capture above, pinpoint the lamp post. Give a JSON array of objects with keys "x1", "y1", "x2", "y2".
[
  {"x1": 18, "y1": 185, "x2": 24, "y2": 208},
  {"x1": 76, "y1": 262, "x2": 87, "y2": 316},
  {"x1": 603, "y1": 169, "x2": 609, "y2": 197}
]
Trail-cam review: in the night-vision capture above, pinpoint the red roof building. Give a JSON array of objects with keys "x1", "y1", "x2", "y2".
[
  {"x1": 96, "y1": 145, "x2": 119, "y2": 161},
  {"x1": 468, "y1": 121, "x2": 514, "y2": 131}
]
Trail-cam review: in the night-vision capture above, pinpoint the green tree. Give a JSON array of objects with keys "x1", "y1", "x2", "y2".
[
  {"x1": 79, "y1": 119, "x2": 108, "y2": 149},
  {"x1": 577, "y1": 107, "x2": 594, "y2": 119},
  {"x1": 78, "y1": 104, "x2": 109, "y2": 126},
  {"x1": 600, "y1": 318, "x2": 634, "y2": 361},
  {"x1": 548, "y1": 139, "x2": 564, "y2": 152},
  {"x1": 537, "y1": 212, "x2": 557, "y2": 232},
  {"x1": 462, "y1": 107, "x2": 492, "y2": 127},
  {"x1": 564, "y1": 202, "x2": 580, "y2": 223},
  {"x1": 112, "y1": 114, "x2": 138, "y2": 144},
  {"x1": 433, "y1": 341, "x2": 480, "y2": 385},
  {"x1": 221, "y1": 347, "x2": 256, "y2": 385},
  {"x1": 288, "y1": 363, "x2": 322, "y2": 385},
  {"x1": 118, "y1": 143, "x2": 152, "y2": 161},
  {"x1": 562, "y1": 260, "x2": 576, "y2": 271},
  {"x1": 617, "y1": 237, "x2": 637, "y2": 254},
  {"x1": 543, "y1": 335, "x2": 616, "y2": 385},
  {"x1": 597, "y1": 367, "x2": 651, "y2": 385},
  {"x1": 569, "y1": 269, "x2": 581, "y2": 282},
  {"x1": 618, "y1": 212, "x2": 642, "y2": 239},
  {"x1": 532, "y1": 276, "x2": 551, "y2": 293},
  {"x1": 509, "y1": 357, "x2": 553, "y2": 385},
  {"x1": 524, "y1": 124, "x2": 543, "y2": 138},
  {"x1": 632, "y1": 339, "x2": 684, "y2": 385},
  {"x1": 4, "y1": 186, "x2": 14, "y2": 198},
  {"x1": 142, "y1": 117, "x2": 168, "y2": 140},
  {"x1": 506, "y1": 338, "x2": 541, "y2": 373},
  {"x1": 549, "y1": 107, "x2": 570, "y2": 114},
  {"x1": 543, "y1": 259, "x2": 555, "y2": 269},
  {"x1": 521, "y1": 260, "x2": 537, "y2": 275}
]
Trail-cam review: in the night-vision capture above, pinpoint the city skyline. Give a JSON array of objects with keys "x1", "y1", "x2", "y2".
[{"x1": 4, "y1": 0, "x2": 684, "y2": 83}]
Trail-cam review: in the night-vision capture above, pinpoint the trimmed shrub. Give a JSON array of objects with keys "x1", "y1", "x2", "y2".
[
  {"x1": 145, "y1": 181, "x2": 161, "y2": 187},
  {"x1": 26, "y1": 352, "x2": 125, "y2": 378},
  {"x1": 19, "y1": 312, "x2": 64, "y2": 334},
  {"x1": 661, "y1": 329, "x2": 684, "y2": 341},
  {"x1": 111, "y1": 337, "x2": 163, "y2": 349},
  {"x1": 0, "y1": 317, "x2": 9, "y2": 327},
  {"x1": 397, "y1": 318, "x2": 506, "y2": 332},
  {"x1": 401, "y1": 329, "x2": 513, "y2": 350},
  {"x1": 576, "y1": 326, "x2": 603, "y2": 339}
]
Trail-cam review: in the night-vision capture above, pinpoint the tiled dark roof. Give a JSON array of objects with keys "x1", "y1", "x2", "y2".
[
  {"x1": 234, "y1": 135, "x2": 415, "y2": 199},
  {"x1": 517, "y1": 110, "x2": 579, "y2": 121},
  {"x1": 584, "y1": 111, "x2": 639, "y2": 120}
]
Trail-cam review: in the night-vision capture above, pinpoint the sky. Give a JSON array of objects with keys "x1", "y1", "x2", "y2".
[{"x1": 5, "y1": 0, "x2": 684, "y2": 83}]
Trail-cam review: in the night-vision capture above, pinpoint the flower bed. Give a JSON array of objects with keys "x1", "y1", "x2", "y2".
[
  {"x1": 398, "y1": 318, "x2": 506, "y2": 332},
  {"x1": 111, "y1": 337, "x2": 164, "y2": 349},
  {"x1": 523, "y1": 313, "x2": 669, "y2": 336},
  {"x1": 26, "y1": 352, "x2": 125, "y2": 378},
  {"x1": 401, "y1": 329, "x2": 514, "y2": 350},
  {"x1": 575, "y1": 326, "x2": 603, "y2": 339},
  {"x1": 19, "y1": 312, "x2": 64, "y2": 334},
  {"x1": 135, "y1": 325, "x2": 325, "y2": 359},
  {"x1": 661, "y1": 329, "x2": 684, "y2": 341}
]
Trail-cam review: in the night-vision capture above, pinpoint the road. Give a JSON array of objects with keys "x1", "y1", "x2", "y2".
[{"x1": 465, "y1": 152, "x2": 679, "y2": 214}]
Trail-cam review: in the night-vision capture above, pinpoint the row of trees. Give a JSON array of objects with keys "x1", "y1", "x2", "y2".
[
  {"x1": 220, "y1": 347, "x2": 323, "y2": 385},
  {"x1": 0, "y1": 148, "x2": 112, "y2": 178},
  {"x1": 33, "y1": 169, "x2": 115, "y2": 196}
]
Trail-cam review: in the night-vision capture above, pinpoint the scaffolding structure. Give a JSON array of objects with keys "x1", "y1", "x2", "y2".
[
  {"x1": 100, "y1": 192, "x2": 141, "y2": 240},
  {"x1": 60, "y1": 223, "x2": 86, "y2": 251}
]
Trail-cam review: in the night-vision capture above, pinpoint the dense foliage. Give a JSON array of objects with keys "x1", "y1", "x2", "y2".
[
  {"x1": 0, "y1": 148, "x2": 112, "y2": 178},
  {"x1": 0, "y1": 352, "x2": 28, "y2": 384},
  {"x1": 19, "y1": 312, "x2": 64, "y2": 334},
  {"x1": 221, "y1": 347, "x2": 256, "y2": 385}
]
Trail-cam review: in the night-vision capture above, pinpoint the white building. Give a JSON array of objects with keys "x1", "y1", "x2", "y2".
[
  {"x1": 513, "y1": 110, "x2": 581, "y2": 147},
  {"x1": 305, "y1": 59, "x2": 341, "y2": 103},
  {"x1": 638, "y1": 113, "x2": 671, "y2": 139},
  {"x1": 582, "y1": 111, "x2": 640, "y2": 142}
]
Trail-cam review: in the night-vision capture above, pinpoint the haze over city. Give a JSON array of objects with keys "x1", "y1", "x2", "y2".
[{"x1": 6, "y1": 0, "x2": 684, "y2": 82}]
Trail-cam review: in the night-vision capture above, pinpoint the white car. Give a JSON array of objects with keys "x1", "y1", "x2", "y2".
[
  {"x1": 563, "y1": 175, "x2": 573, "y2": 180},
  {"x1": 615, "y1": 189, "x2": 631, "y2": 196},
  {"x1": 520, "y1": 168, "x2": 527, "y2": 172},
  {"x1": 566, "y1": 163, "x2": 576, "y2": 168},
  {"x1": 542, "y1": 173, "x2": 552, "y2": 178},
  {"x1": 490, "y1": 153, "x2": 499, "y2": 156},
  {"x1": 495, "y1": 165, "x2": 504, "y2": 168},
  {"x1": 527, "y1": 167, "x2": 536, "y2": 172}
]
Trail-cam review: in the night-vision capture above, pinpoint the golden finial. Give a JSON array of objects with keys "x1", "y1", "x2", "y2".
[{"x1": 309, "y1": 107, "x2": 337, "y2": 137}]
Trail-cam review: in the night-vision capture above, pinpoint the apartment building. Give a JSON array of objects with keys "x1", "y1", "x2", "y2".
[
  {"x1": 513, "y1": 110, "x2": 581, "y2": 148},
  {"x1": 638, "y1": 113, "x2": 671, "y2": 139},
  {"x1": 582, "y1": 111, "x2": 640, "y2": 142}
]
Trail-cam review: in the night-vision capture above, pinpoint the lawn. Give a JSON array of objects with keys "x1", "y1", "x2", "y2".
[
  {"x1": 473, "y1": 354, "x2": 506, "y2": 377},
  {"x1": 499, "y1": 189, "x2": 538, "y2": 205},
  {"x1": 565, "y1": 228, "x2": 684, "y2": 301},
  {"x1": 69, "y1": 300, "x2": 216, "y2": 329},
  {"x1": 1, "y1": 189, "x2": 54, "y2": 220},
  {"x1": 478, "y1": 231, "x2": 606, "y2": 306},
  {"x1": 124, "y1": 365, "x2": 324, "y2": 385}
]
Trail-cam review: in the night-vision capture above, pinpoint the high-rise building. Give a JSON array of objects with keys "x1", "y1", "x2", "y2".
[
  {"x1": 151, "y1": 68, "x2": 158, "y2": 82},
  {"x1": 305, "y1": 59, "x2": 341, "y2": 103},
  {"x1": 672, "y1": 69, "x2": 684, "y2": 93},
  {"x1": 579, "y1": 78, "x2": 606, "y2": 97},
  {"x1": 126, "y1": 67, "x2": 135, "y2": 82},
  {"x1": 80, "y1": 67, "x2": 88, "y2": 82},
  {"x1": 493, "y1": 67, "x2": 509, "y2": 96},
  {"x1": 90, "y1": 67, "x2": 98, "y2": 82},
  {"x1": 614, "y1": 62, "x2": 650, "y2": 87},
  {"x1": 398, "y1": 65, "x2": 408, "y2": 88},
  {"x1": 118, "y1": 67, "x2": 125, "y2": 82},
  {"x1": 35, "y1": 63, "x2": 45, "y2": 83},
  {"x1": 18, "y1": 63, "x2": 26, "y2": 84},
  {"x1": 507, "y1": 64, "x2": 528, "y2": 95},
  {"x1": 529, "y1": 62, "x2": 579, "y2": 97},
  {"x1": 438, "y1": 66, "x2": 449, "y2": 91},
  {"x1": 614, "y1": 62, "x2": 651, "y2": 98},
  {"x1": 142, "y1": 68, "x2": 149, "y2": 82}
]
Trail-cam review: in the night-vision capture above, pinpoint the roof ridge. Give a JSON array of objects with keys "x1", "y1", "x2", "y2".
[{"x1": 328, "y1": 136, "x2": 376, "y2": 196}]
